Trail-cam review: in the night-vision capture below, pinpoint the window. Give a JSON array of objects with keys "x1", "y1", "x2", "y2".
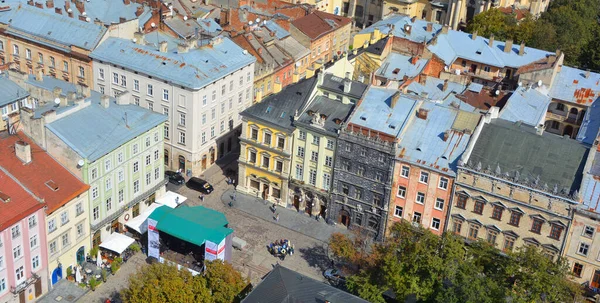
[
  {"x1": 179, "y1": 132, "x2": 186, "y2": 145},
  {"x1": 491, "y1": 206, "x2": 503, "y2": 220},
  {"x1": 77, "y1": 223, "x2": 84, "y2": 238},
  {"x1": 60, "y1": 211, "x2": 69, "y2": 225},
  {"x1": 295, "y1": 164, "x2": 304, "y2": 179},
  {"x1": 299, "y1": 131, "x2": 306, "y2": 140},
  {"x1": 49, "y1": 241, "x2": 57, "y2": 255},
  {"x1": 250, "y1": 128, "x2": 258, "y2": 140},
  {"x1": 25, "y1": 48, "x2": 31, "y2": 59},
  {"x1": 487, "y1": 231, "x2": 497, "y2": 245},
  {"x1": 164, "y1": 125, "x2": 169, "y2": 139},
  {"x1": 29, "y1": 235, "x2": 38, "y2": 249},
  {"x1": 105, "y1": 177, "x2": 112, "y2": 191},
  {"x1": 583, "y1": 225, "x2": 595, "y2": 238},
  {"x1": 145, "y1": 155, "x2": 151, "y2": 166},
  {"x1": 573, "y1": 263, "x2": 584, "y2": 277},
  {"x1": 468, "y1": 225, "x2": 479, "y2": 239},
  {"x1": 509, "y1": 211, "x2": 521, "y2": 227},
  {"x1": 373, "y1": 194, "x2": 382, "y2": 206},
  {"x1": 342, "y1": 159, "x2": 351, "y2": 171},
  {"x1": 133, "y1": 144, "x2": 139, "y2": 154},
  {"x1": 78, "y1": 66, "x2": 85, "y2": 78},
  {"x1": 247, "y1": 71, "x2": 251, "y2": 82},
  {"x1": 155, "y1": 167, "x2": 160, "y2": 180},
  {"x1": 394, "y1": 206, "x2": 403, "y2": 217},
  {"x1": 342, "y1": 184, "x2": 349, "y2": 195},
  {"x1": 221, "y1": 85, "x2": 226, "y2": 95},
  {"x1": 309, "y1": 170, "x2": 317, "y2": 186},
  {"x1": 133, "y1": 180, "x2": 140, "y2": 194},
  {"x1": 323, "y1": 173, "x2": 331, "y2": 190},
  {"x1": 134, "y1": 96, "x2": 140, "y2": 106},
  {"x1": 133, "y1": 79, "x2": 139, "y2": 92},
  {"x1": 473, "y1": 201, "x2": 484, "y2": 214},
  {"x1": 147, "y1": 84, "x2": 153, "y2": 96},
  {"x1": 345, "y1": 143, "x2": 351, "y2": 152},
  {"x1": 504, "y1": 237, "x2": 515, "y2": 252},
  {"x1": 453, "y1": 220, "x2": 462, "y2": 234},
  {"x1": 439, "y1": 177, "x2": 448, "y2": 190},
  {"x1": 148, "y1": 102, "x2": 154, "y2": 111},
  {"x1": 62, "y1": 233, "x2": 69, "y2": 247},
  {"x1": 378, "y1": 154, "x2": 385, "y2": 163},
  {"x1": 397, "y1": 186, "x2": 406, "y2": 198},
  {"x1": 98, "y1": 68, "x2": 105, "y2": 80},
  {"x1": 76, "y1": 202, "x2": 84, "y2": 216},
  {"x1": 416, "y1": 192, "x2": 425, "y2": 204},
  {"x1": 91, "y1": 168, "x2": 98, "y2": 180},
  {"x1": 63, "y1": 61, "x2": 68, "y2": 72},
  {"x1": 325, "y1": 156, "x2": 333, "y2": 167},
  {"x1": 28, "y1": 215, "x2": 37, "y2": 228},
  {"x1": 133, "y1": 161, "x2": 139, "y2": 173},
  {"x1": 311, "y1": 151, "x2": 319, "y2": 162},
  {"x1": 435, "y1": 198, "x2": 444, "y2": 210},
  {"x1": 211, "y1": 126, "x2": 215, "y2": 138},
  {"x1": 11, "y1": 225, "x2": 20, "y2": 239},
  {"x1": 121, "y1": 75, "x2": 126, "y2": 86},
  {"x1": 277, "y1": 137, "x2": 285, "y2": 149},
  {"x1": 106, "y1": 198, "x2": 112, "y2": 212},
  {"x1": 326, "y1": 139, "x2": 335, "y2": 149},
  {"x1": 263, "y1": 132, "x2": 272, "y2": 145},
  {"x1": 0, "y1": 256, "x2": 3, "y2": 269},
  {"x1": 16, "y1": 265, "x2": 24, "y2": 281},
  {"x1": 162, "y1": 89, "x2": 169, "y2": 101},
  {"x1": 401, "y1": 166, "x2": 410, "y2": 178},
  {"x1": 50, "y1": 56, "x2": 55, "y2": 67},
  {"x1": 419, "y1": 171, "x2": 429, "y2": 183},
  {"x1": 12, "y1": 44, "x2": 18, "y2": 55},
  {"x1": 13, "y1": 245, "x2": 22, "y2": 259},
  {"x1": 262, "y1": 155, "x2": 270, "y2": 168},
  {"x1": 112, "y1": 72, "x2": 119, "y2": 84},
  {"x1": 531, "y1": 218, "x2": 543, "y2": 234},
  {"x1": 579, "y1": 242, "x2": 590, "y2": 256},
  {"x1": 275, "y1": 160, "x2": 283, "y2": 173},
  {"x1": 118, "y1": 189, "x2": 124, "y2": 203},
  {"x1": 146, "y1": 172, "x2": 151, "y2": 185},
  {"x1": 360, "y1": 148, "x2": 366, "y2": 157},
  {"x1": 312, "y1": 136, "x2": 320, "y2": 145},
  {"x1": 412, "y1": 212, "x2": 422, "y2": 223},
  {"x1": 145, "y1": 137, "x2": 151, "y2": 147},
  {"x1": 297, "y1": 146, "x2": 305, "y2": 157},
  {"x1": 550, "y1": 224, "x2": 563, "y2": 240},
  {"x1": 48, "y1": 218, "x2": 57, "y2": 233},
  {"x1": 431, "y1": 218, "x2": 441, "y2": 230},
  {"x1": 93, "y1": 206, "x2": 99, "y2": 220}
]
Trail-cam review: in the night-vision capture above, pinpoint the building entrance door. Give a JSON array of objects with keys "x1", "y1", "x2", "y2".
[
  {"x1": 339, "y1": 210, "x2": 350, "y2": 227},
  {"x1": 76, "y1": 246, "x2": 85, "y2": 265},
  {"x1": 293, "y1": 195, "x2": 300, "y2": 211},
  {"x1": 592, "y1": 270, "x2": 600, "y2": 289},
  {"x1": 262, "y1": 184, "x2": 269, "y2": 200},
  {"x1": 34, "y1": 279, "x2": 42, "y2": 297}
]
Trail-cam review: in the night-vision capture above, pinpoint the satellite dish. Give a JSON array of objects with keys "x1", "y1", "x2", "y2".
[
  {"x1": 183, "y1": 16, "x2": 188, "y2": 21},
  {"x1": 151, "y1": 22, "x2": 156, "y2": 28},
  {"x1": 132, "y1": 38, "x2": 137, "y2": 43},
  {"x1": 249, "y1": 21, "x2": 253, "y2": 25},
  {"x1": 67, "y1": 8, "x2": 72, "y2": 13},
  {"x1": 77, "y1": 159, "x2": 85, "y2": 167},
  {"x1": 256, "y1": 18, "x2": 260, "y2": 23},
  {"x1": 537, "y1": 80, "x2": 543, "y2": 87},
  {"x1": 518, "y1": 81, "x2": 522, "y2": 87},
  {"x1": 495, "y1": 90, "x2": 500, "y2": 95},
  {"x1": 85, "y1": 17, "x2": 91, "y2": 22},
  {"x1": 82, "y1": 12, "x2": 87, "y2": 16},
  {"x1": 54, "y1": 98, "x2": 60, "y2": 105}
]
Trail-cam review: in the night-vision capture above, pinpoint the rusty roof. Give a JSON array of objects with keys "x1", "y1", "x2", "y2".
[
  {"x1": 0, "y1": 167, "x2": 44, "y2": 230},
  {"x1": 291, "y1": 11, "x2": 351, "y2": 40}
]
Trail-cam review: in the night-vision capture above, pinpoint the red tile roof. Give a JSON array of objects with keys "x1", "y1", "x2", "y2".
[
  {"x1": 497, "y1": 7, "x2": 529, "y2": 21},
  {"x1": 0, "y1": 132, "x2": 89, "y2": 215},
  {"x1": 456, "y1": 89, "x2": 510, "y2": 110},
  {"x1": 0, "y1": 169, "x2": 43, "y2": 230},
  {"x1": 291, "y1": 11, "x2": 351, "y2": 40}
]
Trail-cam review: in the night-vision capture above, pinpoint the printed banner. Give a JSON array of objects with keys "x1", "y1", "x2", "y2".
[
  {"x1": 147, "y1": 218, "x2": 160, "y2": 259},
  {"x1": 217, "y1": 238, "x2": 226, "y2": 260},
  {"x1": 205, "y1": 240, "x2": 218, "y2": 261}
]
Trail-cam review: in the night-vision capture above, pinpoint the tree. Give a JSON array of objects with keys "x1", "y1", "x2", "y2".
[
  {"x1": 204, "y1": 260, "x2": 249, "y2": 303},
  {"x1": 466, "y1": 9, "x2": 515, "y2": 41}
]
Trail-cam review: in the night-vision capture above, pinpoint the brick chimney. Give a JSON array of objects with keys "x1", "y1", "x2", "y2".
[
  {"x1": 441, "y1": 25, "x2": 449, "y2": 34},
  {"x1": 46, "y1": 0, "x2": 54, "y2": 8},
  {"x1": 488, "y1": 34, "x2": 494, "y2": 47},
  {"x1": 504, "y1": 39, "x2": 513, "y2": 53},
  {"x1": 411, "y1": 56, "x2": 419, "y2": 65},
  {"x1": 159, "y1": 41, "x2": 168, "y2": 53},
  {"x1": 15, "y1": 141, "x2": 32, "y2": 164},
  {"x1": 443, "y1": 131, "x2": 450, "y2": 141},
  {"x1": 518, "y1": 41, "x2": 525, "y2": 56},
  {"x1": 101, "y1": 95, "x2": 110, "y2": 108},
  {"x1": 258, "y1": 47, "x2": 263, "y2": 54},
  {"x1": 135, "y1": 6, "x2": 144, "y2": 17},
  {"x1": 27, "y1": 0, "x2": 34, "y2": 6},
  {"x1": 417, "y1": 108, "x2": 428, "y2": 119},
  {"x1": 443, "y1": 79, "x2": 449, "y2": 91},
  {"x1": 75, "y1": 0, "x2": 84, "y2": 14},
  {"x1": 411, "y1": 16, "x2": 416, "y2": 23},
  {"x1": 123, "y1": 0, "x2": 130, "y2": 5},
  {"x1": 67, "y1": 9, "x2": 73, "y2": 18},
  {"x1": 55, "y1": 7, "x2": 62, "y2": 14},
  {"x1": 119, "y1": 17, "x2": 126, "y2": 23},
  {"x1": 390, "y1": 91, "x2": 400, "y2": 108},
  {"x1": 586, "y1": 69, "x2": 591, "y2": 79},
  {"x1": 34, "y1": 2, "x2": 43, "y2": 8},
  {"x1": 426, "y1": 23, "x2": 432, "y2": 32},
  {"x1": 471, "y1": 30, "x2": 477, "y2": 40},
  {"x1": 78, "y1": 15, "x2": 87, "y2": 21}
]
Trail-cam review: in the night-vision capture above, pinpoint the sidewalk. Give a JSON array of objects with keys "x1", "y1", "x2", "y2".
[{"x1": 221, "y1": 189, "x2": 348, "y2": 243}]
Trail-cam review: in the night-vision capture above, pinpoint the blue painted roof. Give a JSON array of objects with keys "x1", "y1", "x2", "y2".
[
  {"x1": 376, "y1": 53, "x2": 428, "y2": 80},
  {"x1": 577, "y1": 98, "x2": 600, "y2": 145},
  {"x1": 0, "y1": 74, "x2": 29, "y2": 107},
  {"x1": 499, "y1": 86, "x2": 550, "y2": 127},
  {"x1": 439, "y1": 94, "x2": 478, "y2": 112},
  {"x1": 197, "y1": 18, "x2": 222, "y2": 34},
  {"x1": 263, "y1": 20, "x2": 290, "y2": 39},
  {"x1": 405, "y1": 77, "x2": 466, "y2": 101},
  {"x1": 348, "y1": 87, "x2": 419, "y2": 136},
  {"x1": 0, "y1": 4, "x2": 106, "y2": 51},
  {"x1": 359, "y1": 14, "x2": 441, "y2": 43},
  {"x1": 428, "y1": 30, "x2": 553, "y2": 68},
  {"x1": 4, "y1": 0, "x2": 150, "y2": 25},
  {"x1": 397, "y1": 103, "x2": 472, "y2": 176},
  {"x1": 467, "y1": 82, "x2": 483, "y2": 93},
  {"x1": 549, "y1": 66, "x2": 600, "y2": 104},
  {"x1": 43, "y1": 95, "x2": 166, "y2": 162},
  {"x1": 90, "y1": 36, "x2": 255, "y2": 90}
]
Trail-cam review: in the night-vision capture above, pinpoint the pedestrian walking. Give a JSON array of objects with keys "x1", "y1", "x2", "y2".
[
  {"x1": 200, "y1": 194, "x2": 204, "y2": 202},
  {"x1": 232, "y1": 178, "x2": 236, "y2": 189},
  {"x1": 232, "y1": 191, "x2": 237, "y2": 201},
  {"x1": 276, "y1": 213, "x2": 280, "y2": 222},
  {"x1": 272, "y1": 202, "x2": 277, "y2": 213}
]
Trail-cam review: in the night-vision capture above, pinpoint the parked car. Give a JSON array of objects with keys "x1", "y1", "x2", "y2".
[
  {"x1": 324, "y1": 268, "x2": 346, "y2": 285},
  {"x1": 165, "y1": 171, "x2": 185, "y2": 185},
  {"x1": 186, "y1": 177, "x2": 213, "y2": 194}
]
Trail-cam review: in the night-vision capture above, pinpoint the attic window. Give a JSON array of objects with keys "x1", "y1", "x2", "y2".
[
  {"x1": 320, "y1": 114, "x2": 327, "y2": 120},
  {"x1": 476, "y1": 50, "x2": 482, "y2": 55},
  {"x1": 392, "y1": 68, "x2": 400, "y2": 75},
  {"x1": 360, "y1": 116, "x2": 367, "y2": 121},
  {"x1": 45, "y1": 180, "x2": 59, "y2": 191},
  {"x1": 441, "y1": 155, "x2": 448, "y2": 160},
  {"x1": 307, "y1": 110, "x2": 315, "y2": 116},
  {"x1": 0, "y1": 191, "x2": 10, "y2": 203},
  {"x1": 266, "y1": 106, "x2": 272, "y2": 113},
  {"x1": 416, "y1": 147, "x2": 422, "y2": 151},
  {"x1": 389, "y1": 124, "x2": 396, "y2": 129},
  {"x1": 280, "y1": 111, "x2": 286, "y2": 118},
  {"x1": 333, "y1": 118, "x2": 342, "y2": 125}
]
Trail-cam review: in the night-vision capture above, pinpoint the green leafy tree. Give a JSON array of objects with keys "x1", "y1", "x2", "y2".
[
  {"x1": 466, "y1": 9, "x2": 515, "y2": 41},
  {"x1": 204, "y1": 260, "x2": 249, "y2": 303}
]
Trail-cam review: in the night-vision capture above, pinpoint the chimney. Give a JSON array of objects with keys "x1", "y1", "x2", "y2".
[
  {"x1": 488, "y1": 34, "x2": 494, "y2": 47},
  {"x1": 419, "y1": 74, "x2": 427, "y2": 84},
  {"x1": 78, "y1": 15, "x2": 87, "y2": 21},
  {"x1": 270, "y1": 31, "x2": 275, "y2": 37},
  {"x1": 123, "y1": 0, "x2": 130, "y2": 5},
  {"x1": 177, "y1": 43, "x2": 189, "y2": 54},
  {"x1": 258, "y1": 47, "x2": 263, "y2": 55},
  {"x1": 417, "y1": 108, "x2": 428, "y2": 119},
  {"x1": 426, "y1": 23, "x2": 432, "y2": 32},
  {"x1": 134, "y1": 31, "x2": 145, "y2": 45},
  {"x1": 402, "y1": 75, "x2": 409, "y2": 82},
  {"x1": 60, "y1": 96, "x2": 68, "y2": 107},
  {"x1": 55, "y1": 7, "x2": 62, "y2": 14},
  {"x1": 443, "y1": 79, "x2": 449, "y2": 91},
  {"x1": 441, "y1": 25, "x2": 449, "y2": 34},
  {"x1": 343, "y1": 79, "x2": 351, "y2": 93},
  {"x1": 411, "y1": 16, "x2": 416, "y2": 23},
  {"x1": 15, "y1": 141, "x2": 32, "y2": 164},
  {"x1": 504, "y1": 39, "x2": 513, "y2": 53},
  {"x1": 67, "y1": 9, "x2": 73, "y2": 18},
  {"x1": 404, "y1": 24, "x2": 412, "y2": 35},
  {"x1": 586, "y1": 69, "x2": 591, "y2": 79},
  {"x1": 75, "y1": 0, "x2": 84, "y2": 14},
  {"x1": 518, "y1": 41, "x2": 525, "y2": 56},
  {"x1": 536, "y1": 125, "x2": 545, "y2": 136},
  {"x1": 318, "y1": 69, "x2": 325, "y2": 86},
  {"x1": 556, "y1": 49, "x2": 562, "y2": 59},
  {"x1": 159, "y1": 41, "x2": 168, "y2": 53},
  {"x1": 46, "y1": 0, "x2": 54, "y2": 8},
  {"x1": 119, "y1": 17, "x2": 126, "y2": 23},
  {"x1": 66, "y1": 91, "x2": 77, "y2": 101},
  {"x1": 53, "y1": 87, "x2": 62, "y2": 98},
  {"x1": 35, "y1": 69, "x2": 43, "y2": 81},
  {"x1": 101, "y1": 95, "x2": 110, "y2": 108},
  {"x1": 27, "y1": 0, "x2": 34, "y2": 6},
  {"x1": 34, "y1": 2, "x2": 43, "y2": 8},
  {"x1": 81, "y1": 85, "x2": 91, "y2": 97},
  {"x1": 443, "y1": 131, "x2": 449, "y2": 141},
  {"x1": 471, "y1": 30, "x2": 477, "y2": 40},
  {"x1": 411, "y1": 56, "x2": 419, "y2": 65},
  {"x1": 390, "y1": 91, "x2": 400, "y2": 108},
  {"x1": 94, "y1": 19, "x2": 103, "y2": 26},
  {"x1": 135, "y1": 6, "x2": 144, "y2": 17}
]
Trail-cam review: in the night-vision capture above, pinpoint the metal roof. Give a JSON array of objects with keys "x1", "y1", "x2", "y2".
[
  {"x1": 263, "y1": 20, "x2": 290, "y2": 39},
  {"x1": 397, "y1": 103, "x2": 474, "y2": 176},
  {"x1": 42, "y1": 93, "x2": 166, "y2": 162},
  {"x1": 320, "y1": 73, "x2": 368, "y2": 99},
  {"x1": 242, "y1": 265, "x2": 369, "y2": 303},
  {"x1": 405, "y1": 77, "x2": 467, "y2": 101},
  {"x1": 468, "y1": 119, "x2": 589, "y2": 194},
  {"x1": 428, "y1": 30, "x2": 553, "y2": 68},
  {"x1": 0, "y1": 4, "x2": 107, "y2": 51},
  {"x1": 576, "y1": 98, "x2": 600, "y2": 145},
  {"x1": 499, "y1": 86, "x2": 551, "y2": 127},
  {"x1": 0, "y1": 74, "x2": 29, "y2": 107},
  {"x1": 358, "y1": 14, "x2": 441, "y2": 43},
  {"x1": 376, "y1": 53, "x2": 428, "y2": 81},
  {"x1": 549, "y1": 66, "x2": 600, "y2": 105},
  {"x1": 296, "y1": 95, "x2": 354, "y2": 135},
  {"x1": 90, "y1": 36, "x2": 255, "y2": 90},
  {"x1": 348, "y1": 87, "x2": 419, "y2": 136}
]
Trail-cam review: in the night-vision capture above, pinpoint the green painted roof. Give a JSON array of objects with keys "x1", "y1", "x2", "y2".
[{"x1": 148, "y1": 205, "x2": 233, "y2": 246}]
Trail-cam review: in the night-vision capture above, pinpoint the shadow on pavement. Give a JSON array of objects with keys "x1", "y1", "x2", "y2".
[{"x1": 298, "y1": 244, "x2": 331, "y2": 274}]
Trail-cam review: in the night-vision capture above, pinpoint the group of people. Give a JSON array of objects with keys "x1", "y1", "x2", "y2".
[{"x1": 267, "y1": 239, "x2": 295, "y2": 260}]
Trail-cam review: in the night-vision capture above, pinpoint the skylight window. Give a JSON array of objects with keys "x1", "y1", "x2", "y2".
[
  {"x1": 266, "y1": 106, "x2": 272, "y2": 113},
  {"x1": 280, "y1": 112, "x2": 286, "y2": 118}
]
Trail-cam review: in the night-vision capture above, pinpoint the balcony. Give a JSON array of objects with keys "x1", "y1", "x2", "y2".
[
  {"x1": 546, "y1": 109, "x2": 567, "y2": 121},
  {"x1": 11, "y1": 272, "x2": 40, "y2": 294}
]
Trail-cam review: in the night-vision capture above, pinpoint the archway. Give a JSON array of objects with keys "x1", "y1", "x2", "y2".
[
  {"x1": 564, "y1": 125, "x2": 574, "y2": 138},
  {"x1": 51, "y1": 266, "x2": 62, "y2": 285},
  {"x1": 76, "y1": 246, "x2": 85, "y2": 265},
  {"x1": 570, "y1": 107, "x2": 579, "y2": 115},
  {"x1": 339, "y1": 209, "x2": 351, "y2": 227},
  {"x1": 178, "y1": 155, "x2": 185, "y2": 172}
]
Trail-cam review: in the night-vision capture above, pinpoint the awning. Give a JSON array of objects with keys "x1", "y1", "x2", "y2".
[
  {"x1": 125, "y1": 203, "x2": 164, "y2": 234},
  {"x1": 99, "y1": 232, "x2": 135, "y2": 254},
  {"x1": 155, "y1": 191, "x2": 187, "y2": 208}
]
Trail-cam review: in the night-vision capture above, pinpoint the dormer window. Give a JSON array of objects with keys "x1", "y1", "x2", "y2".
[{"x1": 45, "y1": 180, "x2": 59, "y2": 191}]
